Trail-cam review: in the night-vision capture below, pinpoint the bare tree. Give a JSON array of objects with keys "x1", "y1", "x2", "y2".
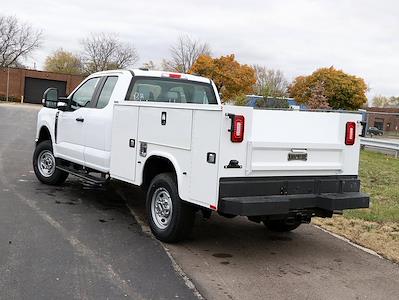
[
  {"x1": 372, "y1": 95, "x2": 390, "y2": 108},
  {"x1": 253, "y1": 65, "x2": 288, "y2": 97},
  {"x1": 0, "y1": 15, "x2": 42, "y2": 68},
  {"x1": 81, "y1": 33, "x2": 139, "y2": 74},
  {"x1": 142, "y1": 60, "x2": 158, "y2": 70},
  {"x1": 389, "y1": 96, "x2": 399, "y2": 107},
  {"x1": 164, "y1": 35, "x2": 211, "y2": 73},
  {"x1": 372, "y1": 95, "x2": 399, "y2": 108}
]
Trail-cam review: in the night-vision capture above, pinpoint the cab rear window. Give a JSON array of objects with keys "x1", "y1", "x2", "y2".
[{"x1": 126, "y1": 77, "x2": 217, "y2": 104}]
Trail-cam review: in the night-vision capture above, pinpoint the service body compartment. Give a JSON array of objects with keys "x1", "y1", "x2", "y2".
[
  {"x1": 189, "y1": 109, "x2": 222, "y2": 208},
  {"x1": 110, "y1": 104, "x2": 139, "y2": 183},
  {"x1": 138, "y1": 106, "x2": 193, "y2": 150},
  {"x1": 110, "y1": 102, "x2": 224, "y2": 208}
]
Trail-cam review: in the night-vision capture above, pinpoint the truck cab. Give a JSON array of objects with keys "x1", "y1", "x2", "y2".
[{"x1": 33, "y1": 69, "x2": 369, "y2": 242}]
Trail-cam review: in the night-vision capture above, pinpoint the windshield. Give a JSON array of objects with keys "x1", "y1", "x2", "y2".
[{"x1": 126, "y1": 77, "x2": 217, "y2": 104}]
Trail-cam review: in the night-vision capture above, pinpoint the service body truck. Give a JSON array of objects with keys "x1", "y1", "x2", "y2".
[{"x1": 33, "y1": 69, "x2": 369, "y2": 242}]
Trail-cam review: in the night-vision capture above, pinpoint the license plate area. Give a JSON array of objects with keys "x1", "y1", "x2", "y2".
[{"x1": 288, "y1": 152, "x2": 308, "y2": 161}]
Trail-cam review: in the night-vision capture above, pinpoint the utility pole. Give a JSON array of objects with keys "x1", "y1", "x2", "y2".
[{"x1": 6, "y1": 66, "x2": 10, "y2": 102}]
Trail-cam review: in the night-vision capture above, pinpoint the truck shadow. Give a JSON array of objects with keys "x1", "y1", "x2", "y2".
[{"x1": 35, "y1": 178, "x2": 363, "y2": 270}]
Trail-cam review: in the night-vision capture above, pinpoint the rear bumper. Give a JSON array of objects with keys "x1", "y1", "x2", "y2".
[{"x1": 218, "y1": 176, "x2": 370, "y2": 216}]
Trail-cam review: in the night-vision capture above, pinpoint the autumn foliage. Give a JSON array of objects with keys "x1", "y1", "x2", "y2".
[
  {"x1": 189, "y1": 54, "x2": 256, "y2": 102},
  {"x1": 289, "y1": 67, "x2": 368, "y2": 110}
]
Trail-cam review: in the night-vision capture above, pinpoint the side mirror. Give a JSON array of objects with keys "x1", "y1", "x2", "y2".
[{"x1": 42, "y1": 88, "x2": 59, "y2": 108}]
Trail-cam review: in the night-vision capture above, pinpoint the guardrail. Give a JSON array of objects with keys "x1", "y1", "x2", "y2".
[{"x1": 360, "y1": 137, "x2": 399, "y2": 158}]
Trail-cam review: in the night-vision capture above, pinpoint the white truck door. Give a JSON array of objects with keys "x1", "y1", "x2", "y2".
[
  {"x1": 55, "y1": 77, "x2": 101, "y2": 165},
  {"x1": 110, "y1": 104, "x2": 139, "y2": 183},
  {"x1": 82, "y1": 76, "x2": 118, "y2": 172}
]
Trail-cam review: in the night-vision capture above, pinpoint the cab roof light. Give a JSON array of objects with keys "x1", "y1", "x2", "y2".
[{"x1": 162, "y1": 72, "x2": 183, "y2": 79}]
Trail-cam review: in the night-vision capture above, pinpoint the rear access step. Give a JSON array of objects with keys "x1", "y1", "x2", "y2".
[
  {"x1": 218, "y1": 192, "x2": 370, "y2": 216},
  {"x1": 56, "y1": 166, "x2": 109, "y2": 185}
]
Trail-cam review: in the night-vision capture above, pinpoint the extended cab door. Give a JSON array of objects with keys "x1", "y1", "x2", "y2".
[
  {"x1": 82, "y1": 76, "x2": 118, "y2": 172},
  {"x1": 55, "y1": 77, "x2": 101, "y2": 165}
]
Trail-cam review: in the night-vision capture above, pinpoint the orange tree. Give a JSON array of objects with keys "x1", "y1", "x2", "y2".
[
  {"x1": 289, "y1": 67, "x2": 368, "y2": 110},
  {"x1": 189, "y1": 54, "x2": 256, "y2": 103}
]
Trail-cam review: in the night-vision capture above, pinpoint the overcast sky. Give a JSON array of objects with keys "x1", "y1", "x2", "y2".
[{"x1": 2, "y1": 0, "x2": 399, "y2": 98}]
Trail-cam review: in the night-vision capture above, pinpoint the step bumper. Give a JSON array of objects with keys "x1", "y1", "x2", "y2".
[{"x1": 218, "y1": 192, "x2": 370, "y2": 216}]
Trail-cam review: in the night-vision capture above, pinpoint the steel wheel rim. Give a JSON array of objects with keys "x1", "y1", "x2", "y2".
[
  {"x1": 37, "y1": 150, "x2": 56, "y2": 178},
  {"x1": 151, "y1": 187, "x2": 173, "y2": 230}
]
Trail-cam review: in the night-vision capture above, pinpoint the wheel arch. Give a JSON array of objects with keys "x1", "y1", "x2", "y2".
[
  {"x1": 141, "y1": 153, "x2": 184, "y2": 198},
  {"x1": 36, "y1": 126, "x2": 52, "y2": 145},
  {"x1": 142, "y1": 155, "x2": 177, "y2": 188}
]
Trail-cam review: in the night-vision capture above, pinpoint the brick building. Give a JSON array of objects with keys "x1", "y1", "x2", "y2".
[
  {"x1": 366, "y1": 107, "x2": 399, "y2": 132},
  {"x1": 0, "y1": 67, "x2": 85, "y2": 104}
]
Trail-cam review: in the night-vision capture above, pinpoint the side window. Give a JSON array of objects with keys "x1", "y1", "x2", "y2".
[
  {"x1": 97, "y1": 76, "x2": 118, "y2": 109},
  {"x1": 71, "y1": 78, "x2": 100, "y2": 109}
]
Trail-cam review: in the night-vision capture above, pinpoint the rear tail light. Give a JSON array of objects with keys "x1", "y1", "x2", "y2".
[
  {"x1": 231, "y1": 115, "x2": 245, "y2": 143},
  {"x1": 345, "y1": 122, "x2": 356, "y2": 145}
]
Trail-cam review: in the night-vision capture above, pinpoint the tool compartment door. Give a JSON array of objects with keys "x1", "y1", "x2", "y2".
[{"x1": 110, "y1": 104, "x2": 139, "y2": 183}]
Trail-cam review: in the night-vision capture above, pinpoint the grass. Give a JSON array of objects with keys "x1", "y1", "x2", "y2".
[
  {"x1": 347, "y1": 150, "x2": 399, "y2": 222},
  {"x1": 313, "y1": 150, "x2": 399, "y2": 263}
]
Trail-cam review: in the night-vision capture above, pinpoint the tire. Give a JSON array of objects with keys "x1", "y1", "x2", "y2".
[
  {"x1": 264, "y1": 219, "x2": 301, "y2": 232},
  {"x1": 146, "y1": 173, "x2": 195, "y2": 243},
  {"x1": 33, "y1": 140, "x2": 68, "y2": 185}
]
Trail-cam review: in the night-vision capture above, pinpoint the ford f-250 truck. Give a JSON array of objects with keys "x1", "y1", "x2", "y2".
[{"x1": 33, "y1": 69, "x2": 369, "y2": 242}]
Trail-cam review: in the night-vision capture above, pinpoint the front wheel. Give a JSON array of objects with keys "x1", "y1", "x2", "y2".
[
  {"x1": 264, "y1": 219, "x2": 301, "y2": 232},
  {"x1": 33, "y1": 140, "x2": 68, "y2": 185},
  {"x1": 146, "y1": 173, "x2": 195, "y2": 243}
]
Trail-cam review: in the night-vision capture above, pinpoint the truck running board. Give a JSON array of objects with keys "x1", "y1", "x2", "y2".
[{"x1": 56, "y1": 166, "x2": 109, "y2": 185}]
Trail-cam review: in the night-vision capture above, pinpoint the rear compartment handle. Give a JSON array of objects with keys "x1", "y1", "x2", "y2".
[{"x1": 161, "y1": 111, "x2": 167, "y2": 125}]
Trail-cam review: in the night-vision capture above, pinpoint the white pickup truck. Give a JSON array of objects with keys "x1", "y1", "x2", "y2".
[{"x1": 33, "y1": 69, "x2": 369, "y2": 242}]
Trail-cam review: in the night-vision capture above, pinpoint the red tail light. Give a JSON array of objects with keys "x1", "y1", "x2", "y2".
[
  {"x1": 231, "y1": 115, "x2": 245, "y2": 143},
  {"x1": 345, "y1": 122, "x2": 356, "y2": 145}
]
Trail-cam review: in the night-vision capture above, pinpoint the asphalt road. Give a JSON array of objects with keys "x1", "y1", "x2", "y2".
[
  {"x1": 125, "y1": 199, "x2": 399, "y2": 300},
  {"x1": 0, "y1": 103, "x2": 196, "y2": 299},
  {"x1": 2, "y1": 103, "x2": 399, "y2": 300}
]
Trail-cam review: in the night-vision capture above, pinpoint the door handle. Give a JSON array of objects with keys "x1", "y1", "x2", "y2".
[{"x1": 76, "y1": 117, "x2": 84, "y2": 122}]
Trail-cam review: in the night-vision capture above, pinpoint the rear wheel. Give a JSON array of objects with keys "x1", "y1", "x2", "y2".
[
  {"x1": 33, "y1": 140, "x2": 68, "y2": 185},
  {"x1": 264, "y1": 219, "x2": 301, "y2": 232},
  {"x1": 146, "y1": 173, "x2": 195, "y2": 243}
]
